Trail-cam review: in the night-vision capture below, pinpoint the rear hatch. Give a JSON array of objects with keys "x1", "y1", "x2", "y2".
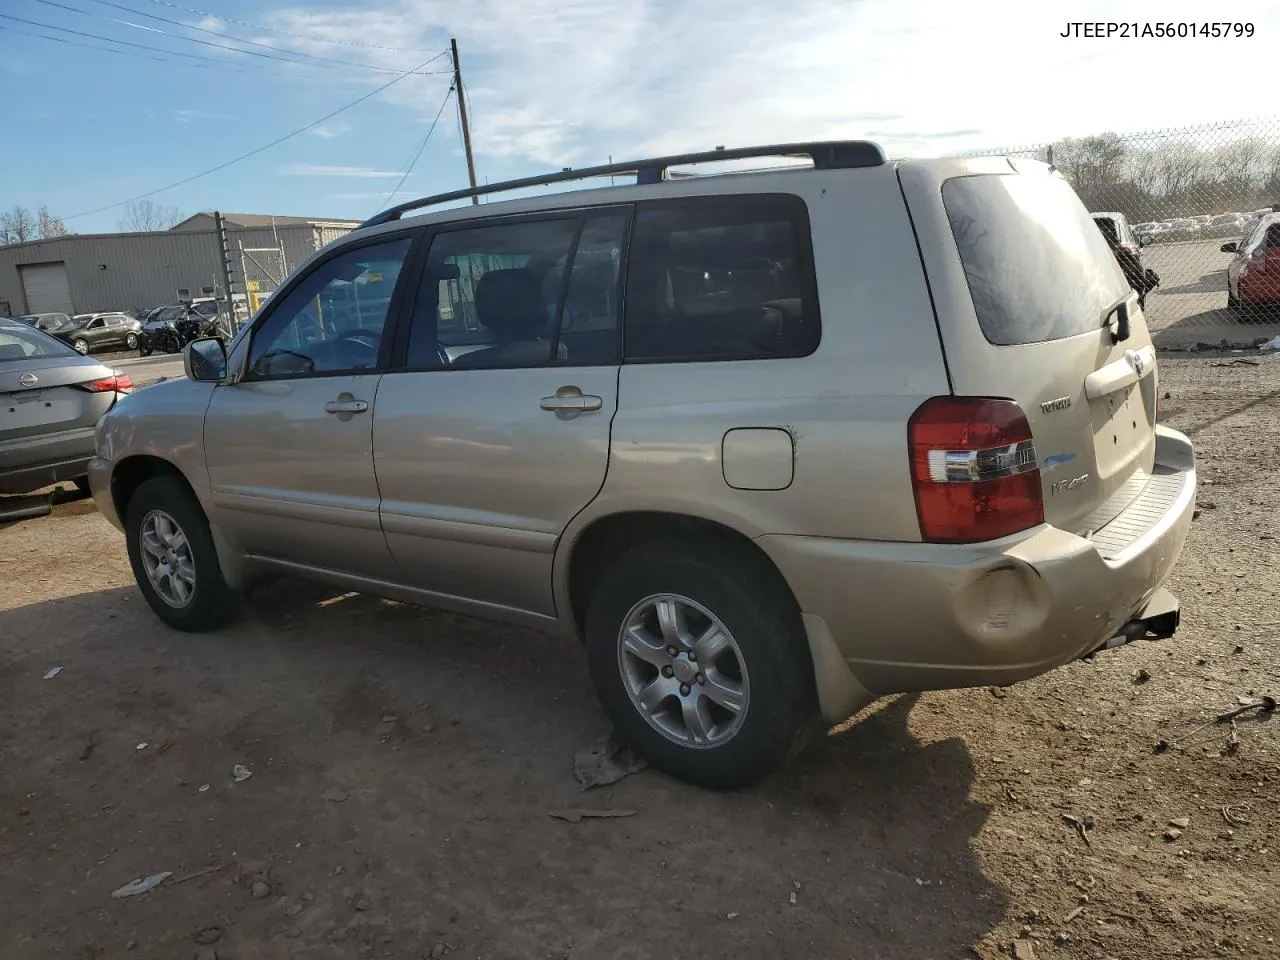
[
  {"x1": 0, "y1": 335, "x2": 118, "y2": 448},
  {"x1": 899, "y1": 157, "x2": 1157, "y2": 537}
]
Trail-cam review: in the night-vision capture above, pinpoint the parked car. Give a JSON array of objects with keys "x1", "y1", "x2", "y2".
[
  {"x1": 1091, "y1": 212, "x2": 1159, "y2": 306},
  {"x1": 1133, "y1": 222, "x2": 1163, "y2": 245},
  {"x1": 1223, "y1": 212, "x2": 1280, "y2": 320},
  {"x1": 20, "y1": 312, "x2": 73, "y2": 332},
  {"x1": 0, "y1": 316, "x2": 133, "y2": 495},
  {"x1": 1205, "y1": 213, "x2": 1245, "y2": 238},
  {"x1": 137, "y1": 304, "x2": 224, "y2": 356},
  {"x1": 1165, "y1": 218, "x2": 1200, "y2": 240},
  {"x1": 89, "y1": 143, "x2": 1196, "y2": 789},
  {"x1": 50, "y1": 312, "x2": 143, "y2": 354}
]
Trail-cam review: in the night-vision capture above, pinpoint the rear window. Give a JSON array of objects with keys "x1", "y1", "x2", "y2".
[
  {"x1": 943, "y1": 174, "x2": 1130, "y2": 346},
  {"x1": 0, "y1": 325, "x2": 79, "y2": 362}
]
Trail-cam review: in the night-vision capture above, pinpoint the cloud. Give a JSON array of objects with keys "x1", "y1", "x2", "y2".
[
  {"x1": 174, "y1": 108, "x2": 229, "y2": 123},
  {"x1": 197, "y1": 15, "x2": 224, "y2": 32},
  {"x1": 263, "y1": 0, "x2": 1280, "y2": 171},
  {"x1": 309, "y1": 123, "x2": 348, "y2": 139},
  {"x1": 283, "y1": 164, "x2": 403, "y2": 177}
]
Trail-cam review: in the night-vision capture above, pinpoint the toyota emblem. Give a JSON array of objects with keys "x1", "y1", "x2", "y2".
[{"x1": 18, "y1": 372, "x2": 38, "y2": 388}]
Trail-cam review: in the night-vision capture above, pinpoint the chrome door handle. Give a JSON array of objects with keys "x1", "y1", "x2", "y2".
[
  {"x1": 324, "y1": 397, "x2": 369, "y2": 415},
  {"x1": 540, "y1": 393, "x2": 602, "y2": 412}
]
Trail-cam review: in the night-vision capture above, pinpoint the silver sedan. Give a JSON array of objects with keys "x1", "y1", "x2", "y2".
[{"x1": 0, "y1": 317, "x2": 133, "y2": 496}]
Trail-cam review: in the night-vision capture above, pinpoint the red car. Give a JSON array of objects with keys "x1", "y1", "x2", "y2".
[{"x1": 1224, "y1": 213, "x2": 1280, "y2": 319}]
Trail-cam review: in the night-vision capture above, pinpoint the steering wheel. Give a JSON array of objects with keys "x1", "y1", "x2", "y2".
[{"x1": 333, "y1": 328, "x2": 382, "y2": 365}]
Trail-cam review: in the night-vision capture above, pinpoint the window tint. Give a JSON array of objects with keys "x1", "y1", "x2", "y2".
[
  {"x1": 1267, "y1": 224, "x2": 1280, "y2": 247},
  {"x1": 0, "y1": 325, "x2": 79, "y2": 362},
  {"x1": 107, "y1": 316, "x2": 123, "y2": 326},
  {"x1": 943, "y1": 174, "x2": 1130, "y2": 346},
  {"x1": 248, "y1": 237, "x2": 410, "y2": 379},
  {"x1": 622, "y1": 197, "x2": 819, "y2": 362},
  {"x1": 407, "y1": 218, "x2": 579, "y2": 369}
]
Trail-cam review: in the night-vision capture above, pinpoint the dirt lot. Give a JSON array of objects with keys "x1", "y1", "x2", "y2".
[{"x1": 1, "y1": 358, "x2": 1277, "y2": 960}]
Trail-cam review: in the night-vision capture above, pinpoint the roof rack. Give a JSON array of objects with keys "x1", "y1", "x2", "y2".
[{"x1": 360, "y1": 140, "x2": 886, "y2": 228}]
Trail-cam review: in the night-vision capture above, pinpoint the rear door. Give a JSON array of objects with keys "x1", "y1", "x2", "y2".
[{"x1": 899, "y1": 158, "x2": 1157, "y2": 537}]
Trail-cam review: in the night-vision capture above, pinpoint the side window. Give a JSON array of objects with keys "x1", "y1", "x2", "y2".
[
  {"x1": 88, "y1": 318, "x2": 105, "y2": 329},
  {"x1": 1267, "y1": 224, "x2": 1280, "y2": 247},
  {"x1": 247, "y1": 237, "x2": 411, "y2": 379},
  {"x1": 622, "y1": 197, "x2": 820, "y2": 362},
  {"x1": 107, "y1": 316, "x2": 123, "y2": 327},
  {"x1": 407, "y1": 218, "x2": 579, "y2": 369},
  {"x1": 555, "y1": 213, "x2": 628, "y2": 364}
]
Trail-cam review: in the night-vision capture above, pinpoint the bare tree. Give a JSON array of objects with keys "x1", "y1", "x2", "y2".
[
  {"x1": 0, "y1": 205, "x2": 37, "y2": 244},
  {"x1": 118, "y1": 200, "x2": 185, "y2": 232},
  {"x1": 38, "y1": 205, "x2": 68, "y2": 239}
]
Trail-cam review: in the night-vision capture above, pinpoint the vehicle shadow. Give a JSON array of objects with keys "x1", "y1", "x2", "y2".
[
  {"x1": 1156, "y1": 270, "x2": 1225, "y2": 296},
  {"x1": 0, "y1": 580, "x2": 1007, "y2": 959},
  {"x1": 1151, "y1": 304, "x2": 1280, "y2": 349}
]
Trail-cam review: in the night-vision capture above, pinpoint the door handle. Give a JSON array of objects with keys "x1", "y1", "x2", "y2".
[
  {"x1": 324, "y1": 395, "x2": 369, "y2": 415},
  {"x1": 540, "y1": 388, "x2": 602, "y2": 413}
]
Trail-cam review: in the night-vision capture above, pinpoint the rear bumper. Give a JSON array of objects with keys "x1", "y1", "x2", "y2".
[
  {"x1": 759, "y1": 426, "x2": 1196, "y2": 702},
  {"x1": 0, "y1": 428, "x2": 97, "y2": 495}
]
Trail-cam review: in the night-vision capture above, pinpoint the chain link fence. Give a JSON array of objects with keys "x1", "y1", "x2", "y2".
[{"x1": 963, "y1": 117, "x2": 1280, "y2": 361}]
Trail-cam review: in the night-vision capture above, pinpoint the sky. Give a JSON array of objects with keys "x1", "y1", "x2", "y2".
[{"x1": 1, "y1": 0, "x2": 1277, "y2": 235}]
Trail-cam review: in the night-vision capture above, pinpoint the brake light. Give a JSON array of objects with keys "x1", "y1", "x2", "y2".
[
  {"x1": 79, "y1": 373, "x2": 134, "y2": 393},
  {"x1": 908, "y1": 397, "x2": 1044, "y2": 543}
]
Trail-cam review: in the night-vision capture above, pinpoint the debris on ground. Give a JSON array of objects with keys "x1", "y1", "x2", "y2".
[
  {"x1": 548, "y1": 808, "x2": 637, "y2": 823},
  {"x1": 155, "y1": 739, "x2": 175, "y2": 755},
  {"x1": 989, "y1": 686, "x2": 1007, "y2": 699},
  {"x1": 173, "y1": 863, "x2": 230, "y2": 885},
  {"x1": 231, "y1": 764, "x2": 252, "y2": 783},
  {"x1": 572, "y1": 731, "x2": 648, "y2": 789},
  {"x1": 1062, "y1": 814, "x2": 1093, "y2": 847},
  {"x1": 192, "y1": 926, "x2": 223, "y2": 945},
  {"x1": 1222, "y1": 805, "x2": 1250, "y2": 826},
  {"x1": 135, "y1": 742, "x2": 148, "y2": 751},
  {"x1": 1169, "y1": 817, "x2": 1191, "y2": 829},
  {"x1": 322, "y1": 787, "x2": 349, "y2": 803},
  {"x1": 250, "y1": 880, "x2": 270, "y2": 899},
  {"x1": 726, "y1": 912, "x2": 739, "y2": 920},
  {"x1": 42, "y1": 666, "x2": 61, "y2": 679},
  {"x1": 1132, "y1": 668, "x2": 1151, "y2": 685},
  {"x1": 1258, "y1": 335, "x2": 1280, "y2": 352},
  {"x1": 1013, "y1": 940, "x2": 1038, "y2": 960},
  {"x1": 111, "y1": 872, "x2": 173, "y2": 899},
  {"x1": 1164, "y1": 827, "x2": 1183, "y2": 841},
  {"x1": 1062, "y1": 906, "x2": 1084, "y2": 923}
]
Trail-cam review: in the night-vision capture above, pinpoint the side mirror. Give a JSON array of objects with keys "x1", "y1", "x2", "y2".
[
  {"x1": 184, "y1": 337, "x2": 228, "y2": 382},
  {"x1": 1221, "y1": 242, "x2": 1238, "y2": 253}
]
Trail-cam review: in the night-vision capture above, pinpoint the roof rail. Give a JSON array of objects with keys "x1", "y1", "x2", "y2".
[{"x1": 360, "y1": 140, "x2": 886, "y2": 228}]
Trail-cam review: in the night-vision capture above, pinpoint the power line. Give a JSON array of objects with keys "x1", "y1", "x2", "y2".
[
  {"x1": 0, "y1": 10, "x2": 303, "y2": 70},
  {"x1": 64, "y1": 54, "x2": 449, "y2": 221},
  {"x1": 139, "y1": 0, "x2": 444, "y2": 53},
  {"x1": 371, "y1": 84, "x2": 455, "y2": 216},
  {"x1": 33, "y1": 0, "x2": 449, "y2": 76},
  {"x1": 0, "y1": 21, "x2": 369, "y2": 78}
]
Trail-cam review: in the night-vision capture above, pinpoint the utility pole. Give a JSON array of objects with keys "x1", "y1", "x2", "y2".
[
  {"x1": 213, "y1": 211, "x2": 237, "y2": 335},
  {"x1": 451, "y1": 37, "x2": 479, "y2": 205}
]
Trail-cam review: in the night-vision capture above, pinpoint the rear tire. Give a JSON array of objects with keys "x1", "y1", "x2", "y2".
[
  {"x1": 72, "y1": 476, "x2": 92, "y2": 497},
  {"x1": 584, "y1": 539, "x2": 818, "y2": 790},
  {"x1": 124, "y1": 475, "x2": 239, "y2": 632}
]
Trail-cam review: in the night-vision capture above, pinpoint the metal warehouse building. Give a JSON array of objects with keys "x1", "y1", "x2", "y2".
[{"x1": 0, "y1": 213, "x2": 358, "y2": 318}]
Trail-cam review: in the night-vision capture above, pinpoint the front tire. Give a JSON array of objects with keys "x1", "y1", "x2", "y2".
[
  {"x1": 584, "y1": 540, "x2": 817, "y2": 789},
  {"x1": 125, "y1": 332, "x2": 139, "y2": 350},
  {"x1": 72, "y1": 338, "x2": 89, "y2": 355},
  {"x1": 124, "y1": 475, "x2": 239, "y2": 631}
]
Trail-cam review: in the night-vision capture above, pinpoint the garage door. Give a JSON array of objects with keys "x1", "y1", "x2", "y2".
[{"x1": 18, "y1": 261, "x2": 73, "y2": 314}]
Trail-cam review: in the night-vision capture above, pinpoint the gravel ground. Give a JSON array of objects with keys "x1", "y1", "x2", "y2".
[{"x1": 0, "y1": 358, "x2": 1277, "y2": 960}]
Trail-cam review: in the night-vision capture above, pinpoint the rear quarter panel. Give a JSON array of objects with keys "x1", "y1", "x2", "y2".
[{"x1": 555, "y1": 165, "x2": 951, "y2": 604}]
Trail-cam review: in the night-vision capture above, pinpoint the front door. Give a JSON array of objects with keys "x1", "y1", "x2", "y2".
[
  {"x1": 203, "y1": 234, "x2": 416, "y2": 580},
  {"x1": 374, "y1": 210, "x2": 629, "y2": 617}
]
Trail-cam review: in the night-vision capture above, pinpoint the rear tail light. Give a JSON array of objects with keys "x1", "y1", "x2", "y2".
[
  {"x1": 78, "y1": 373, "x2": 134, "y2": 393},
  {"x1": 908, "y1": 397, "x2": 1044, "y2": 543}
]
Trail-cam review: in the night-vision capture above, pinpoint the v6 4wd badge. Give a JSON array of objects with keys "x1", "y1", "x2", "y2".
[{"x1": 1050, "y1": 474, "x2": 1090, "y2": 496}]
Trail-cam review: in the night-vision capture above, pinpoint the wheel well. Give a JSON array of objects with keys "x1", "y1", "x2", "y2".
[
  {"x1": 566, "y1": 511, "x2": 801, "y2": 640},
  {"x1": 111, "y1": 455, "x2": 193, "y2": 523}
]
